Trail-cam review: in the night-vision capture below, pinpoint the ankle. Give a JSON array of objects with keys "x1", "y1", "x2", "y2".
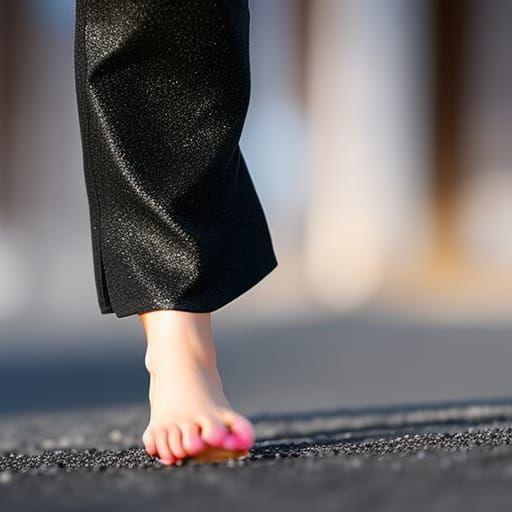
[
  {"x1": 140, "y1": 310, "x2": 217, "y2": 372},
  {"x1": 139, "y1": 310, "x2": 212, "y2": 338}
]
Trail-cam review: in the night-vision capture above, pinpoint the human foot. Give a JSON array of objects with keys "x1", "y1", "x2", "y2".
[{"x1": 139, "y1": 310, "x2": 255, "y2": 465}]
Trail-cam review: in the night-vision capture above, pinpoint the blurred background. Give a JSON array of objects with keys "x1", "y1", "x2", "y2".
[{"x1": 1, "y1": 0, "x2": 512, "y2": 417}]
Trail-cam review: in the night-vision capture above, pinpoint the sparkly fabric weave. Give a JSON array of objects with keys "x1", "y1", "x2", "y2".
[{"x1": 74, "y1": 0, "x2": 278, "y2": 318}]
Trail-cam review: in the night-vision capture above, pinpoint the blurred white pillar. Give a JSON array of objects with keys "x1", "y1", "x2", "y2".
[
  {"x1": 304, "y1": 0, "x2": 430, "y2": 309},
  {"x1": 458, "y1": 0, "x2": 512, "y2": 267},
  {"x1": 243, "y1": 0, "x2": 307, "y2": 245}
]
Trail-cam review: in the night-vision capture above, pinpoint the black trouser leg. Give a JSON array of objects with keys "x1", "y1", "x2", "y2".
[{"x1": 73, "y1": 0, "x2": 277, "y2": 318}]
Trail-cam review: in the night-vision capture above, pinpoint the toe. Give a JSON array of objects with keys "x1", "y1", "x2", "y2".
[
  {"x1": 168, "y1": 425, "x2": 187, "y2": 459},
  {"x1": 142, "y1": 428, "x2": 157, "y2": 456},
  {"x1": 181, "y1": 422, "x2": 206, "y2": 456},
  {"x1": 221, "y1": 432, "x2": 244, "y2": 451},
  {"x1": 154, "y1": 428, "x2": 175, "y2": 464},
  {"x1": 221, "y1": 411, "x2": 255, "y2": 449},
  {"x1": 198, "y1": 416, "x2": 229, "y2": 447}
]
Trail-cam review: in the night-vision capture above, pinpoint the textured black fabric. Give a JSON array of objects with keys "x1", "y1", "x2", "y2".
[{"x1": 73, "y1": 0, "x2": 278, "y2": 318}]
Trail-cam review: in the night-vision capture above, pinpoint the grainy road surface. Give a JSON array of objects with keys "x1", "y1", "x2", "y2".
[{"x1": 3, "y1": 399, "x2": 512, "y2": 511}]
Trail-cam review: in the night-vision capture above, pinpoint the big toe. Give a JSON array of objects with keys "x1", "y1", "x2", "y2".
[
  {"x1": 220, "y1": 432, "x2": 247, "y2": 451},
  {"x1": 222, "y1": 411, "x2": 255, "y2": 449}
]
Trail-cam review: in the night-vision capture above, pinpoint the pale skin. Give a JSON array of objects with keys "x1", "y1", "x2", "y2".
[{"x1": 138, "y1": 310, "x2": 255, "y2": 464}]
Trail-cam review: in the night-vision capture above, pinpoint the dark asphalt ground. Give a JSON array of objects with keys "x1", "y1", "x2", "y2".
[{"x1": 3, "y1": 399, "x2": 512, "y2": 511}]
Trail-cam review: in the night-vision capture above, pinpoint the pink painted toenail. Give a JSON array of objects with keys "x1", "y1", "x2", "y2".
[
  {"x1": 204, "y1": 427, "x2": 228, "y2": 446},
  {"x1": 221, "y1": 433, "x2": 247, "y2": 451},
  {"x1": 230, "y1": 423, "x2": 254, "y2": 447}
]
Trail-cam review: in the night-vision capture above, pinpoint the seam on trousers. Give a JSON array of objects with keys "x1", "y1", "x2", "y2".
[{"x1": 77, "y1": 0, "x2": 113, "y2": 314}]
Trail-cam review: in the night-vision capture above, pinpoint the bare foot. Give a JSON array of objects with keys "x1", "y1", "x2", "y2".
[{"x1": 138, "y1": 310, "x2": 254, "y2": 465}]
